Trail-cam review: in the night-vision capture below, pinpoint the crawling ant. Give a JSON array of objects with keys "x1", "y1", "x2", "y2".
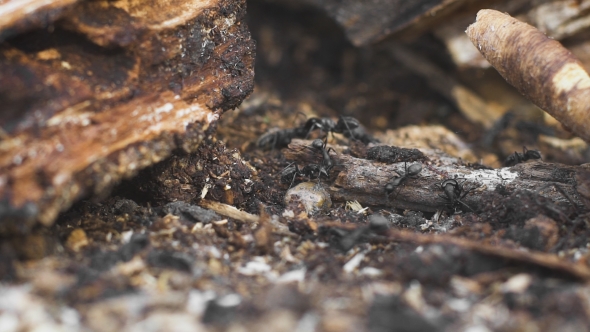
[
  {"x1": 504, "y1": 146, "x2": 541, "y2": 166},
  {"x1": 438, "y1": 178, "x2": 474, "y2": 213},
  {"x1": 304, "y1": 138, "x2": 336, "y2": 180},
  {"x1": 384, "y1": 163, "x2": 422, "y2": 199},
  {"x1": 302, "y1": 116, "x2": 360, "y2": 139},
  {"x1": 304, "y1": 116, "x2": 378, "y2": 144},
  {"x1": 281, "y1": 163, "x2": 304, "y2": 187},
  {"x1": 257, "y1": 115, "x2": 368, "y2": 150},
  {"x1": 257, "y1": 127, "x2": 304, "y2": 150},
  {"x1": 283, "y1": 138, "x2": 336, "y2": 187},
  {"x1": 280, "y1": 163, "x2": 322, "y2": 188}
]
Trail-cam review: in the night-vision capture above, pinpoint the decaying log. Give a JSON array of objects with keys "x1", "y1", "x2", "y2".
[
  {"x1": 0, "y1": 0, "x2": 77, "y2": 42},
  {"x1": 286, "y1": 140, "x2": 588, "y2": 213},
  {"x1": 466, "y1": 9, "x2": 590, "y2": 143},
  {"x1": 0, "y1": 0, "x2": 255, "y2": 230}
]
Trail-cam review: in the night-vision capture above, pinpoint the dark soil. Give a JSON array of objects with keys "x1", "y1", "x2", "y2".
[{"x1": 2, "y1": 1, "x2": 590, "y2": 331}]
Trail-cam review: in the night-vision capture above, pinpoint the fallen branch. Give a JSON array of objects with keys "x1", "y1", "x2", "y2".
[
  {"x1": 285, "y1": 140, "x2": 589, "y2": 212},
  {"x1": 198, "y1": 199, "x2": 260, "y2": 225},
  {"x1": 381, "y1": 228, "x2": 590, "y2": 280},
  {"x1": 466, "y1": 9, "x2": 590, "y2": 143}
]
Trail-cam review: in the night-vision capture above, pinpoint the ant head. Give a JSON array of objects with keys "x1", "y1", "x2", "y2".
[
  {"x1": 407, "y1": 163, "x2": 422, "y2": 177},
  {"x1": 311, "y1": 139, "x2": 324, "y2": 150}
]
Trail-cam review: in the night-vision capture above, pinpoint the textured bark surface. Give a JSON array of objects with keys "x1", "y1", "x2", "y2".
[
  {"x1": 466, "y1": 9, "x2": 590, "y2": 143},
  {"x1": 285, "y1": 140, "x2": 587, "y2": 213},
  {"x1": 0, "y1": 0, "x2": 78, "y2": 42},
  {"x1": 0, "y1": 0, "x2": 255, "y2": 230}
]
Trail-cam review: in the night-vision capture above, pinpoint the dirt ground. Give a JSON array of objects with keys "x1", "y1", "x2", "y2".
[{"x1": 3, "y1": 1, "x2": 590, "y2": 331}]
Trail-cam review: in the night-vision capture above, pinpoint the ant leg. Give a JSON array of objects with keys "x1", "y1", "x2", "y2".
[
  {"x1": 288, "y1": 173, "x2": 297, "y2": 189},
  {"x1": 457, "y1": 200, "x2": 475, "y2": 212},
  {"x1": 340, "y1": 115, "x2": 356, "y2": 140},
  {"x1": 289, "y1": 166, "x2": 301, "y2": 189},
  {"x1": 553, "y1": 184, "x2": 580, "y2": 213},
  {"x1": 304, "y1": 124, "x2": 319, "y2": 139}
]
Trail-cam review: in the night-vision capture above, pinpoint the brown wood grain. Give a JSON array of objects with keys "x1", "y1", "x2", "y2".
[
  {"x1": 285, "y1": 140, "x2": 586, "y2": 213},
  {"x1": 0, "y1": 0, "x2": 255, "y2": 229}
]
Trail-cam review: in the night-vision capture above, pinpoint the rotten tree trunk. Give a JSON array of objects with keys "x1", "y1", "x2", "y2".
[
  {"x1": 285, "y1": 140, "x2": 589, "y2": 213},
  {"x1": 0, "y1": 0, "x2": 255, "y2": 231}
]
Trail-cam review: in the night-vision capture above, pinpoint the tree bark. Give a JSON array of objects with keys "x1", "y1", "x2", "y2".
[
  {"x1": 285, "y1": 140, "x2": 589, "y2": 213},
  {"x1": 0, "y1": 0, "x2": 255, "y2": 230}
]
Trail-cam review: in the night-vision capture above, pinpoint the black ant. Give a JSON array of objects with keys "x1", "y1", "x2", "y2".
[
  {"x1": 438, "y1": 179, "x2": 474, "y2": 213},
  {"x1": 305, "y1": 138, "x2": 336, "y2": 180},
  {"x1": 504, "y1": 146, "x2": 541, "y2": 166},
  {"x1": 302, "y1": 116, "x2": 360, "y2": 139},
  {"x1": 384, "y1": 163, "x2": 422, "y2": 199},
  {"x1": 257, "y1": 127, "x2": 304, "y2": 150},
  {"x1": 257, "y1": 115, "x2": 364, "y2": 150},
  {"x1": 283, "y1": 138, "x2": 336, "y2": 187},
  {"x1": 280, "y1": 162, "x2": 322, "y2": 188}
]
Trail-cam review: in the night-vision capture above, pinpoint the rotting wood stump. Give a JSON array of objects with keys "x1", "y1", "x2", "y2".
[{"x1": 0, "y1": 0, "x2": 255, "y2": 231}]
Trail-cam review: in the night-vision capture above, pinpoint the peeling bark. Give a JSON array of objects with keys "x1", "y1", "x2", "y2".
[{"x1": 0, "y1": 0, "x2": 255, "y2": 230}]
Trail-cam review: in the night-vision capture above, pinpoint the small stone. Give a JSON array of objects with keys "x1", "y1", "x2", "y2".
[
  {"x1": 501, "y1": 273, "x2": 532, "y2": 294},
  {"x1": 284, "y1": 182, "x2": 332, "y2": 215}
]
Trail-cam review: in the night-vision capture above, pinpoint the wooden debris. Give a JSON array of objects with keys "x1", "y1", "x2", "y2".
[
  {"x1": 0, "y1": 0, "x2": 255, "y2": 229},
  {"x1": 65, "y1": 228, "x2": 89, "y2": 252},
  {"x1": 286, "y1": 140, "x2": 586, "y2": 213},
  {"x1": 0, "y1": 0, "x2": 78, "y2": 41},
  {"x1": 380, "y1": 228, "x2": 590, "y2": 280},
  {"x1": 199, "y1": 199, "x2": 260, "y2": 225},
  {"x1": 466, "y1": 9, "x2": 590, "y2": 143}
]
